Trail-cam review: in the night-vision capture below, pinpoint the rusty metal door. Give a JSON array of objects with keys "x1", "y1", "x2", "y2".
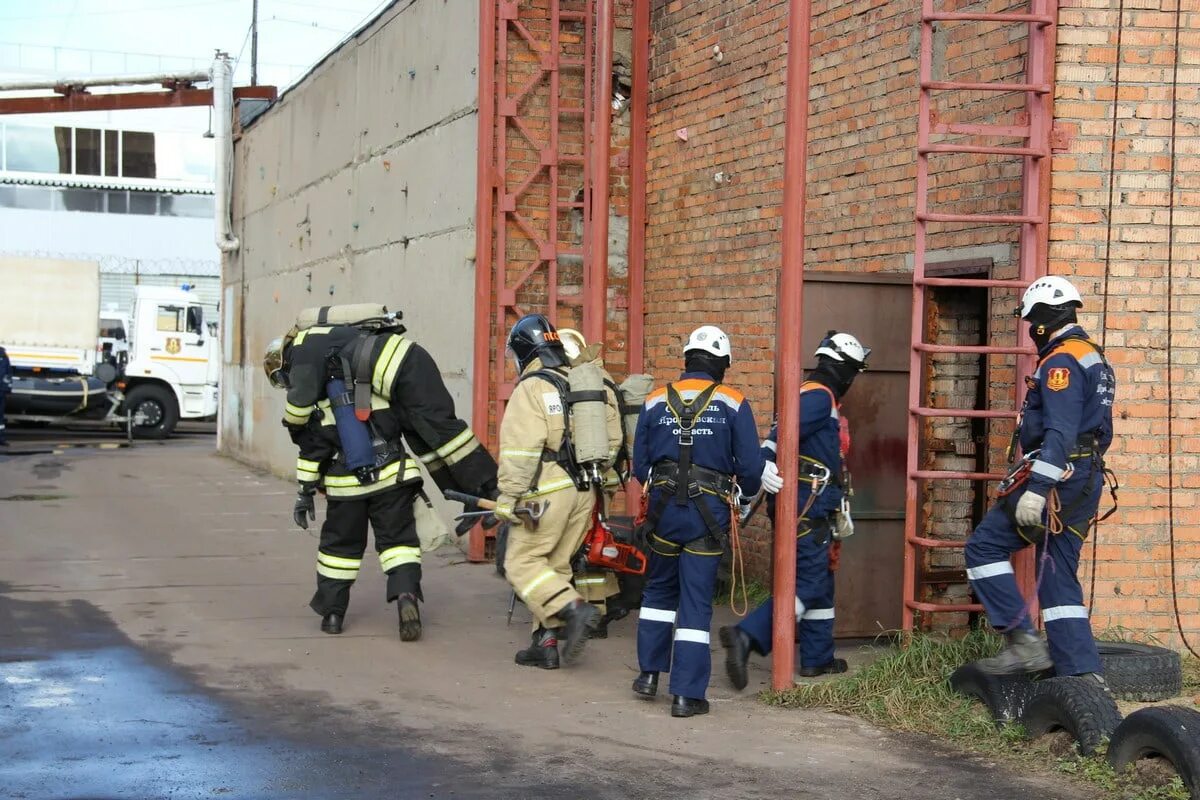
[{"x1": 802, "y1": 273, "x2": 910, "y2": 637}]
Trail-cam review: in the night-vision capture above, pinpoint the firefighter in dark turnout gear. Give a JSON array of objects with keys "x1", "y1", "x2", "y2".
[
  {"x1": 967, "y1": 276, "x2": 1116, "y2": 677},
  {"x1": 498, "y1": 315, "x2": 624, "y2": 670},
  {"x1": 267, "y1": 317, "x2": 498, "y2": 639},
  {"x1": 720, "y1": 332, "x2": 869, "y2": 689},
  {"x1": 631, "y1": 325, "x2": 764, "y2": 718}
]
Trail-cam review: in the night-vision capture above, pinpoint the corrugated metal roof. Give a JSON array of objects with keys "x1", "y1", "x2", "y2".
[{"x1": 0, "y1": 171, "x2": 214, "y2": 195}]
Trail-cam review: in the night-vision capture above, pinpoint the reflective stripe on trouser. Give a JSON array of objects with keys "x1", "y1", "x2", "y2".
[
  {"x1": 965, "y1": 499, "x2": 1101, "y2": 676},
  {"x1": 308, "y1": 484, "x2": 423, "y2": 617},
  {"x1": 738, "y1": 521, "x2": 836, "y2": 669},
  {"x1": 636, "y1": 544, "x2": 722, "y2": 700},
  {"x1": 502, "y1": 475, "x2": 595, "y2": 630}
]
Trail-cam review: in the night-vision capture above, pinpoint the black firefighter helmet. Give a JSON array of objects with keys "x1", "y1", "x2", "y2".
[{"x1": 507, "y1": 314, "x2": 568, "y2": 373}]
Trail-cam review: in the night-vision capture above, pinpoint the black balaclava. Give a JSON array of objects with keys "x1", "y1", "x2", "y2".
[
  {"x1": 685, "y1": 351, "x2": 729, "y2": 383},
  {"x1": 1026, "y1": 303, "x2": 1079, "y2": 351},
  {"x1": 809, "y1": 355, "x2": 859, "y2": 399}
]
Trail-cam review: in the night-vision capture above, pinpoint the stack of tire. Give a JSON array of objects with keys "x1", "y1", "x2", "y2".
[{"x1": 952, "y1": 641, "x2": 1198, "y2": 797}]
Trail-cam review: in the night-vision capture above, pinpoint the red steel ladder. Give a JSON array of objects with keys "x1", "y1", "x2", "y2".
[{"x1": 902, "y1": 0, "x2": 1061, "y2": 630}]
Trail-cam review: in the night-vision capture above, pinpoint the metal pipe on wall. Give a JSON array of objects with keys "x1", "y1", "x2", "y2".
[
  {"x1": 211, "y1": 54, "x2": 239, "y2": 254},
  {"x1": 773, "y1": 0, "x2": 814, "y2": 692},
  {"x1": 585, "y1": 0, "x2": 614, "y2": 346},
  {"x1": 469, "y1": 0, "x2": 499, "y2": 563},
  {"x1": 0, "y1": 71, "x2": 210, "y2": 92},
  {"x1": 627, "y1": 0, "x2": 649, "y2": 374}
]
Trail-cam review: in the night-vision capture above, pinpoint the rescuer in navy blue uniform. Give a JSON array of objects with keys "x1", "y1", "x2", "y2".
[
  {"x1": 966, "y1": 276, "x2": 1116, "y2": 678},
  {"x1": 720, "y1": 332, "x2": 870, "y2": 689},
  {"x1": 0, "y1": 345, "x2": 10, "y2": 446},
  {"x1": 630, "y1": 325, "x2": 765, "y2": 718}
]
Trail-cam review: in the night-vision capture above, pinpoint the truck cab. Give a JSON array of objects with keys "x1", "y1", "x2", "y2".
[
  {"x1": 98, "y1": 310, "x2": 131, "y2": 369},
  {"x1": 120, "y1": 286, "x2": 219, "y2": 438}
]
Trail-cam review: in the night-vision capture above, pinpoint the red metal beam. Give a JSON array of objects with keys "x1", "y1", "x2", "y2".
[
  {"x1": 469, "y1": 0, "x2": 499, "y2": 563},
  {"x1": 627, "y1": 0, "x2": 649, "y2": 374},
  {"x1": 585, "y1": 0, "x2": 614, "y2": 346},
  {"x1": 773, "y1": 0, "x2": 813, "y2": 692},
  {"x1": 0, "y1": 85, "x2": 276, "y2": 115}
]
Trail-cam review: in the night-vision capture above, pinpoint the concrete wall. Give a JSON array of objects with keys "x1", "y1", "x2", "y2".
[{"x1": 221, "y1": 0, "x2": 480, "y2": 477}]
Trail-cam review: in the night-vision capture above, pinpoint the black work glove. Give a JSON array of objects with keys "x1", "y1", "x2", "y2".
[{"x1": 293, "y1": 489, "x2": 317, "y2": 530}]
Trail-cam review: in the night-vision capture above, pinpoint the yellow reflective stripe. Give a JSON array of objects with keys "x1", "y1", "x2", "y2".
[
  {"x1": 443, "y1": 441, "x2": 481, "y2": 467},
  {"x1": 372, "y1": 336, "x2": 413, "y2": 396},
  {"x1": 316, "y1": 564, "x2": 359, "y2": 580},
  {"x1": 520, "y1": 569, "x2": 558, "y2": 599},
  {"x1": 436, "y1": 429, "x2": 477, "y2": 459},
  {"x1": 284, "y1": 403, "x2": 313, "y2": 426},
  {"x1": 298, "y1": 458, "x2": 321, "y2": 471},
  {"x1": 523, "y1": 476, "x2": 579, "y2": 499},
  {"x1": 500, "y1": 448, "x2": 543, "y2": 460},
  {"x1": 379, "y1": 545, "x2": 421, "y2": 571},
  {"x1": 318, "y1": 552, "x2": 362, "y2": 569},
  {"x1": 323, "y1": 462, "x2": 422, "y2": 497},
  {"x1": 416, "y1": 450, "x2": 440, "y2": 465},
  {"x1": 293, "y1": 330, "x2": 309, "y2": 346},
  {"x1": 297, "y1": 468, "x2": 320, "y2": 481}
]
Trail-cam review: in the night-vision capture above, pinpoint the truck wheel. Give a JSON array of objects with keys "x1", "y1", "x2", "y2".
[
  {"x1": 125, "y1": 384, "x2": 178, "y2": 440},
  {"x1": 949, "y1": 662, "x2": 1041, "y2": 724},
  {"x1": 1108, "y1": 706, "x2": 1200, "y2": 796},
  {"x1": 1021, "y1": 676, "x2": 1122, "y2": 756},
  {"x1": 1098, "y1": 641, "x2": 1183, "y2": 701}
]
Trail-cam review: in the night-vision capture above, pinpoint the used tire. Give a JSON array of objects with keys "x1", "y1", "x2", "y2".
[
  {"x1": 124, "y1": 384, "x2": 178, "y2": 440},
  {"x1": 1108, "y1": 705, "x2": 1200, "y2": 798},
  {"x1": 1021, "y1": 676, "x2": 1122, "y2": 756},
  {"x1": 1097, "y1": 641, "x2": 1183, "y2": 701},
  {"x1": 950, "y1": 662, "x2": 1040, "y2": 724}
]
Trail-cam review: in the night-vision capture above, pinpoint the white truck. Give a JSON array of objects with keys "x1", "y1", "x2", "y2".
[{"x1": 0, "y1": 257, "x2": 219, "y2": 438}]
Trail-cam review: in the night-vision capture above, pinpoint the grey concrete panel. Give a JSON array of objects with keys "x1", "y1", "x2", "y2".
[
  {"x1": 276, "y1": 62, "x2": 361, "y2": 200},
  {"x1": 354, "y1": 0, "x2": 478, "y2": 156},
  {"x1": 394, "y1": 112, "x2": 478, "y2": 237}
]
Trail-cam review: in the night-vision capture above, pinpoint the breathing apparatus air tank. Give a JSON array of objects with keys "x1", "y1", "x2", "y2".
[
  {"x1": 618, "y1": 373, "x2": 654, "y2": 453},
  {"x1": 326, "y1": 376, "x2": 377, "y2": 485},
  {"x1": 567, "y1": 360, "x2": 611, "y2": 484}
]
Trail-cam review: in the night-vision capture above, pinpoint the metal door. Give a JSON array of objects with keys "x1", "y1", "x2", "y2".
[{"x1": 802, "y1": 273, "x2": 910, "y2": 637}]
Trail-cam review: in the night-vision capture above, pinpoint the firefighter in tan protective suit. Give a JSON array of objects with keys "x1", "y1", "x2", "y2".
[{"x1": 496, "y1": 314, "x2": 623, "y2": 669}]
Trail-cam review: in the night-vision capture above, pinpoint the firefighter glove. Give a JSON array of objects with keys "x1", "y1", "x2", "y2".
[
  {"x1": 294, "y1": 488, "x2": 317, "y2": 530},
  {"x1": 491, "y1": 495, "x2": 522, "y2": 525},
  {"x1": 760, "y1": 460, "x2": 784, "y2": 495},
  {"x1": 1014, "y1": 490, "x2": 1046, "y2": 528}
]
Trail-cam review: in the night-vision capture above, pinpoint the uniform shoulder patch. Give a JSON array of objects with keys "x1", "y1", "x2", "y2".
[{"x1": 1046, "y1": 367, "x2": 1070, "y2": 392}]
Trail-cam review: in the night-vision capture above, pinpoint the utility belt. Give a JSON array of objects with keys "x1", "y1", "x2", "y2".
[
  {"x1": 648, "y1": 459, "x2": 735, "y2": 502},
  {"x1": 997, "y1": 433, "x2": 1118, "y2": 539}
]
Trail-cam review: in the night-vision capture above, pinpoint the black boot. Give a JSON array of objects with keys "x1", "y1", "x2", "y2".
[
  {"x1": 397, "y1": 594, "x2": 421, "y2": 642},
  {"x1": 515, "y1": 627, "x2": 560, "y2": 670},
  {"x1": 556, "y1": 598, "x2": 601, "y2": 666},
  {"x1": 719, "y1": 625, "x2": 752, "y2": 691},
  {"x1": 799, "y1": 658, "x2": 848, "y2": 678},
  {"x1": 671, "y1": 696, "x2": 710, "y2": 718},
  {"x1": 320, "y1": 613, "x2": 343, "y2": 634},
  {"x1": 632, "y1": 671, "x2": 659, "y2": 699}
]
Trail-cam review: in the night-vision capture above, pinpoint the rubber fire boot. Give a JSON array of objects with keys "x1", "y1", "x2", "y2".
[
  {"x1": 557, "y1": 598, "x2": 601, "y2": 666},
  {"x1": 515, "y1": 627, "x2": 560, "y2": 670},
  {"x1": 799, "y1": 658, "x2": 848, "y2": 678},
  {"x1": 320, "y1": 613, "x2": 343, "y2": 635},
  {"x1": 397, "y1": 594, "x2": 422, "y2": 642},
  {"x1": 632, "y1": 671, "x2": 659, "y2": 699},
  {"x1": 719, "y1": 626, "x2": 752, "y2": 691},
  {"x1": 671, "y1": 696, "x2": 710, "y2": 718},
  {"x1": 977, "y1": 629, "x2": 1053, "y2": 675}
]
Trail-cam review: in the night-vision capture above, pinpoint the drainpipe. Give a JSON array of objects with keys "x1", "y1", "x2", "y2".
[
  {"x1": 585, "y1": 0, "x2": 614, "y2": 346},
  {"x1": 773, "y1": 0, "x2": 813, "y2": 692},
  {"x1": 212, "y1": 53, "x2": 240, "y2": 253}
]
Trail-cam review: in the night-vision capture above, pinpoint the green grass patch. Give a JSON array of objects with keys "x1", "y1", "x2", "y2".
[
  {"x1": 763, "y1": 631, "x2": 1189, "y2": 800},
  {"x1": 714, "y1": 579, "x2": 772, "y2": 608},
  {"x1": 1182, "y1": 655, "x2": 1200, "y2": 693}
]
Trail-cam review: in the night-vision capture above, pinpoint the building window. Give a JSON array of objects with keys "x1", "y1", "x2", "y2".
[
  {"x1": 123, "y1": 131, "x2": 156, "y2": 179},
  {"x1": 0, "y1": 185, "x2": 54, "y2": 210},
  {"x1": 3, "y1": 125, "x2": 62, "y2": 173},
  {"x1": 75, "y1": 128, "x2": 102, "y2": 176},
  {"x1": 104, "y1": 130, "x2": 119, "y2": 177}
]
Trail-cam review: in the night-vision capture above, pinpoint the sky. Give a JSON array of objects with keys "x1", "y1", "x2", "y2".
[{"x1": 0, "y1": 0, "x2": 389, "y2": 131}]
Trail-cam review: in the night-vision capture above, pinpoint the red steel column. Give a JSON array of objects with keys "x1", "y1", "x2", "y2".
[
  {"x1": 469, "y1": 0, "x2": 498, "y2": 562},
  {"x1": 627, "y1": 0, "x2": 649, "y2": 374},
  {"x1": 585, "y1": 0, "x2": 614, "y2": 345},
  {"x1": 773, "y1": 0, "x2": 813, "y2": 691}
]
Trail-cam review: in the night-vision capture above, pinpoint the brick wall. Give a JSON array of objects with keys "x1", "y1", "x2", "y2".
[{"x1": 1051, "y1": 0, "x2": 1199, "y2": 647}]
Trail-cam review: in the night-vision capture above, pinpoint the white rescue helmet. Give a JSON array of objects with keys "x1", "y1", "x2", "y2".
[
  {"x1": 684, "y1": 325, "x2": 732, "y2": 363},
  {"x1": 1017, "y1": 276, "x2": 1082, "y2": 320},
  {"x1": 814, "y1": 331, "x2": 870, "y2": 369},
  {"x1": 558, "y1": 327, "x2": 587, "y2": 361}
]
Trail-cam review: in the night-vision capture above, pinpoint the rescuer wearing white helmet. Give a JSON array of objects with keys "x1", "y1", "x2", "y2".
[
  {"x1": 966, "y1": 275, "x2": 1117, "y2": 679},
  {"x1": 630, "y1": 324, "x2": 765, "y2": 717},
  {"x1": 721, "y1": 330, "x2": 869, "y2": 689}
]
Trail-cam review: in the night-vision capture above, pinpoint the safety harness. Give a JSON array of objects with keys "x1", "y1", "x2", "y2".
[
  {"x1": 518, "y1": 368, "x2": 594, "y2": 491},
  {"x1": 1000, "y1": 336, "x2": 1119, "y2": 541}
]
